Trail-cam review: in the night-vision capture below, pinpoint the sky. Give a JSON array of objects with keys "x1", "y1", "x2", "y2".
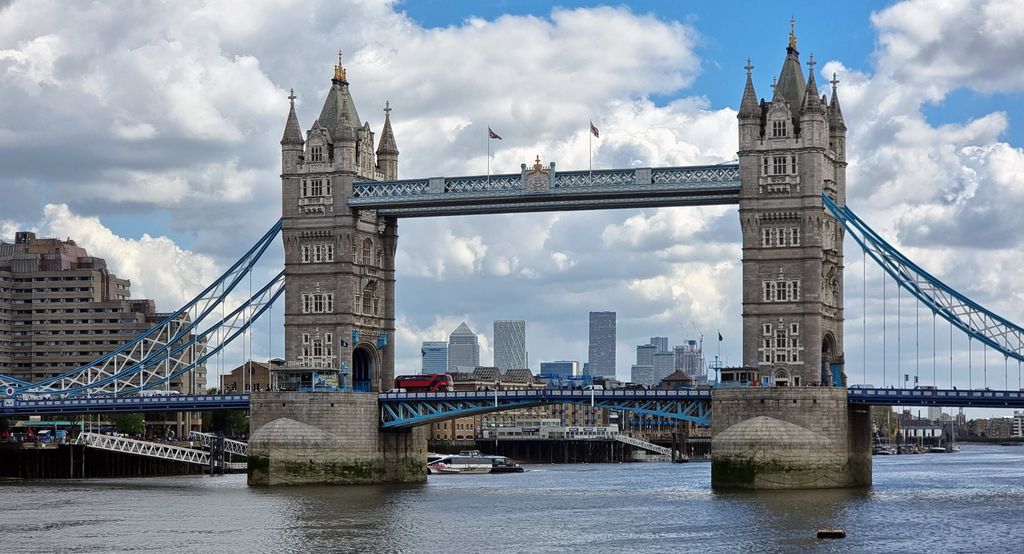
[{"x1": 3, "y1": 0, "x2": 1024, "y2": 414}]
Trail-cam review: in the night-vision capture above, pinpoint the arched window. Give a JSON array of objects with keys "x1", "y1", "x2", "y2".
[
  {"x1": 362, "y1": 281, "x2": 376, "y2": 315},
  {"x1": 361, "y1": 238, "x2": 372, "y2": 265}
]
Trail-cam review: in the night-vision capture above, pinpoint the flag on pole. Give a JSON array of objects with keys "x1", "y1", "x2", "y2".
[
  {"x1": 718, "y1": 331, "x2": 723, "y2": 342},
  {"x1": 590, "y1": 120, "x2": 600, "y2": 138},
  {"x1": 488, "y1": 127, "x2": 502, "y2": 140}
]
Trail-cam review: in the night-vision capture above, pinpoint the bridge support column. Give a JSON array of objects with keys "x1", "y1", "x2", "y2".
[
  {"x1": 710, "y1": 388, "x2": 870, "y2": 489},
  {"x1": 247, "y1": 392, "x2": 426, "y2": 486}
]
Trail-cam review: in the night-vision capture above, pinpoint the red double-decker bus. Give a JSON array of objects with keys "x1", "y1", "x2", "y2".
[{"x1": 394, "y1": 373, "x2": 454, "y2": 392}]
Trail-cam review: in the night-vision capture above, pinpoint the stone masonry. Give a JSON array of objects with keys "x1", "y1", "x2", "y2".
[
  {"x1": 737, "y1": 27, "x2": 847, "y2": 387},
  {"x1": 248, "y1": 392, "x2": 427, "y2": 486},
  {"x1": 711, "y1": 388, "x2": 871, "y2": 489}
]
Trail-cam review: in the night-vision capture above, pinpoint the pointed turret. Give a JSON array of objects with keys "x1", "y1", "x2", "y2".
[
  {"x1": 828, "y1": 72, "x2": 846, "y2": 132},
  {"x1": 281, "y1": 89, "x2": 303, "y2": 173},
  {"x1": 281, "y1": 89, "x2": 304, "y2": 146},
  {"x1": 318, "y1": 51, "x2": 361, "y2": 170},
  {"x1": 739, "y1": 58, "x2": 761, "y2": 119},
  {"x1": 376, "y1": 101, "x2": 399, "y2": 180},
  {"x1": 800, "y1": 54, "x2": 823, "y2": 115},
  {"x1": 775, "y1": 18, "x2": 806, "y2": 112},
  {"x1": 376, "y1": 101, "x2": 399, "y2": 156}
]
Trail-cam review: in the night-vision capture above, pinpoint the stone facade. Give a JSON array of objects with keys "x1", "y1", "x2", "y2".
[
  {"x1": 711, "y1": 388, "x2": 871, "y2": 489},
  {"x1": 737, "y1": 31, "x2": 847, "y2": 386},
  {"x1": 280, "y1": 56, "x2": 400, "y2": 392},
  {"x1": 248, "y1": 392, "x2": 427, "y2": 485}
]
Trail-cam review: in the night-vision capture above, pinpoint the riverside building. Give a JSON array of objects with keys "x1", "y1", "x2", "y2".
[{"x1": 0, "y1": 231, "x2": 206, "y2": 434}]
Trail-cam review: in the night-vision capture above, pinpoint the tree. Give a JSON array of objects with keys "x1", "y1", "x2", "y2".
[{"x1": 111, "y1": 413, "x2": 145, "y2": 436}]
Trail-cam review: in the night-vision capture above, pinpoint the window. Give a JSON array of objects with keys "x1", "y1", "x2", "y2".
[
  {"x1": 761, "y1": 226, "x2": 801, "y2": 248},
  {"x1": 762, "y1": 157, "x2": 769, "y2": 176},
  {"x1": 311, "y1": 145, "x2": 323, "y2": 162},
  {"x1": 762, "y1": 279, "x2": 800, "y2": 302},
  {"x1": 791, "y1": 155, "x2": 798, "y2": 174},
  {"x1": 758, "y1": 322, "x2": 803, "y2": 364},
  {"x1": 299, "y1": 179, "x2": 331, "y2": 198},
  {"x1": 772, "y1": 120, "x2": 787, "y2": 138},
  {"x1": 361, "y1": 238, "x2": 373, "y2": 266},
  {"x1": 300, "y1": 293, "x2": 334, "y2": 314},
  {"x1": 772, "y1": 156, "x2": 788, "y2": 175},
  {"x1": 300, "y1": 243, "x2": 334, "y2": 264}
]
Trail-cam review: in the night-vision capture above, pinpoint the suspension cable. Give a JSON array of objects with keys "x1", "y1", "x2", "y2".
[
  {"x1": 983, "y1": 343, "x2": 988, "y2": 389},
  {"x1": 863, "y1": 250, "x2": 867, "y2": 385},
  {"x1": 968, "y1": 336, "x2": 973, "y2": 390},
  {"x1": 915, "y1": 294, "x2": 920, "y2": 387},
  {"x1": 949, "y1": 319, "x2": 954, "y2": 389},
  {"x1": 898, "y1": 284, "x2": 902, "y2": 387},
  {"x1": 883, "y1": 272, "x2": 887, "y2": 387},
  {"x1": 932, "y1": 311, "x2": 937, "y2": 387}
]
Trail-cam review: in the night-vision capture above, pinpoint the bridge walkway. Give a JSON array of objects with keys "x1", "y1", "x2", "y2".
[
  {"x1": 77, "y1": 432, "x2": 246, "y2": 470},
  {"x1": 188, "y1": 431, "x2": 248, "y2": 457}
]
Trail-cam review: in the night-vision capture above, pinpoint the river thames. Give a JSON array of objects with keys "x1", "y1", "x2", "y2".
[{"x1": 3, "y1": 444, "x2": 1022, "y2": 552}]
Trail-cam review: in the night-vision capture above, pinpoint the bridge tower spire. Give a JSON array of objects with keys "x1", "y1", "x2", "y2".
[
  {"x1": 278, "y1": 52, "x2": 397, "y2": 393},
  {"x1": 737, "y1": 28, "x2": 847, "y2": 387}
]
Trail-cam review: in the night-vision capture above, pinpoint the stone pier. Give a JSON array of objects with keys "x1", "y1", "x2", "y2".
[
  {"x1": 710, "y1": 388, "x2": 871, "y2": 489},
  {"x1": 247, "y1": 392, "x2": 427, "y2": 486}
]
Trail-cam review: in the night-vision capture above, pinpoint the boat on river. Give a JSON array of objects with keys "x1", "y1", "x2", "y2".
[{"x1": 427, "y1": 451, "x2": 525, "y2": 474}]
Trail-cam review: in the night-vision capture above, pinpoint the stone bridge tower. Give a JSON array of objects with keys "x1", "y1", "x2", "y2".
[
  {"x1": 737, "y1": 27, "x2": 847, "y2": 387},
  {"x1": 279, "y1": 53, "x2": 399, "y2": 392}
]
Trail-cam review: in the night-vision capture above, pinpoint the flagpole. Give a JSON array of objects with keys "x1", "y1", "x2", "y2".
[{"x1": 588, "y1": 119, "x2": 593, "y2": 185}]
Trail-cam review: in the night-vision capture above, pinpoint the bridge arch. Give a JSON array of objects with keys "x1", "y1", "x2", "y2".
[
  {"x1": 353, "y1": 344, "x2": 380, "y2": 392},
  {"x1": 822, "y1": 332, "x2": 838, "y2": 386}
]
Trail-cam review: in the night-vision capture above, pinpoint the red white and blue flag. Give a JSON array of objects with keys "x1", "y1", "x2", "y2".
[
  {"x1": 590, "y1": 120, "x2": 600, "y2": 138},
  {"x1": 488, "y1": 127, "x2": 502, "y2": 140}
]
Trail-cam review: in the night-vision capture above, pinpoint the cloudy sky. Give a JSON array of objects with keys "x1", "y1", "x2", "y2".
[{"x1": 3, "y1": 0, "x2": 1024, "y2": 400}]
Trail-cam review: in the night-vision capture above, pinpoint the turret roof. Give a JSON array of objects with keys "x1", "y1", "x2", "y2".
[
  {"x1": 280, "y1": 89, "x2": 303, "y2": 146},
  {"x1": 376, "y1": 101, "x2": 399, "y2": 156},
  {"x1": 738, "y1": 58, "x2": 760, "y2": 119}
]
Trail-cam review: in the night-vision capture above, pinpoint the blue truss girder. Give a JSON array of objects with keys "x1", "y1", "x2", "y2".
[
  {"x1": 1, "y1": 393, "x2": 251, "y2": 416},
  {"x1": 0, "y1": 221, "x2": 283, "y2": 396},
  {"x1": 824, "y1": 195, "x2": 1024, "y2": 363},
  {"x1": 350, "y1": 164, "x2": 740, "y2": 217},
  {"x1": 379, "y1": 389, "x2": 712, "y2": 429}
]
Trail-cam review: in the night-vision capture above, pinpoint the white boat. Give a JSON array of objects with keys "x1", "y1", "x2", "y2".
[{"x1": 427, "y1": 454, "x2": 494, "y2": 474}]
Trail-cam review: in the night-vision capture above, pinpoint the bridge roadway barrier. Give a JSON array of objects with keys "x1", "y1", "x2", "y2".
[{"x1": 1, "y1": 393, "x2": 251, "y2": 416}]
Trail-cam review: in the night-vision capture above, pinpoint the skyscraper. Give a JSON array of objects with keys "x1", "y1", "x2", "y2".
[
  {"x1": 653, "y1": 351, "x2": 676, "y2": 382},
  {"x1": 493, "y1": 320, "x2": 527, "y2": 371},
  {"x1": 588, "y1": 311, "x2": 616, "y2": 378},
  {"x1": 447, "y1": 322, "x2": 480, "y2": 370},
  {"x1": 636, "y1": 344, "x2": 657, "y2": 367},
  {"x1": 650, "y1": 336, "x2": 669, "y2": 353},
  {"x1": 420, "y1": 341, "x2": 448, "y2": 374}
]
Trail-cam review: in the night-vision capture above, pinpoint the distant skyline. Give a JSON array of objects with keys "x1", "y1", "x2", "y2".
[{"x1": 3, "y1": 1, "x2": 1024, "y2": 402}]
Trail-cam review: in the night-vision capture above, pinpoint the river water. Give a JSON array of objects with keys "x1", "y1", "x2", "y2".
[{"x1": 2, "y1": 444, "x2": 1022, "y2": 553}]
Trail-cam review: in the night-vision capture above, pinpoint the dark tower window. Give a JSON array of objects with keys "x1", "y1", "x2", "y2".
[
  {"x1": 772, "y1": 120, "x2": 787, "y2": 137},
  {"x1": 311, "y1": 145, "x2": 324, "y2": 162}
]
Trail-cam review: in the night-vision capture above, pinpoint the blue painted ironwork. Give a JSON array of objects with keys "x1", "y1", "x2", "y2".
[
  {"x1": 824, "y1": 195, "x2": 1024, "y2": 363},
  {"x1": 0, "y1": 221, "x2": 283, "y2": 396},
  {"x1": 350, "y1": 164, "x2": 740, "y2": 217},
  {"x1": 378, "y1": 389, "x2": 712, "y2": 429},
  {"x1": 847, "y1": 387, "x2": 1024, "y2": 408},
  {"x1": 1, "y1": 394, "x2": 251, "y2": 416}
]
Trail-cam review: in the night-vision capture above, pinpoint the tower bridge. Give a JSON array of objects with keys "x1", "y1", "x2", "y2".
[{"x1": 4, "y1": 30, "x2": 1024, "y2": 489}]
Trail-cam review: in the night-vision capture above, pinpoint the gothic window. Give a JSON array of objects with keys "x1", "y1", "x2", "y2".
[
  {"x1": 300, "y1": 293, "x2": 334, "y2": 314},
  {"x1": 762, "y1": 157, "x2": 769, "y2": 176},
  {"x1": 300, "y1": 244, "x2": 334, "y2": 264},
  {"x1": 790, "y1": 155, "x2": 798, "y2": 174},
  {"x1": 361, "y1": 238, "x2": 372, "y2": 266},
  {"x1": 301, "y1": 245, "x2": 310, "y2": 263},
  {"x1": 300, "y1": 180, "x2": 308, "y2": 197},
  {"x1": 772, "y1": 156, "x2": 788, "y2": 175},
  {"x1": 762, "y1": 279, "x2": 801, "y2": 302},
  {"x1": 376, "y1": 248, "x2": 383, "y2": 267},
  {"x1": 311, "y1": 145, "x2": 324, "y2": 162},
  {"x1": 761, "y1": 227, "x2": 801, "y2": 247},
  {"x1": 758, "y1": 323, "x2": 803, "y2": 364},
  {"x1": 772, "y1": 120, "x2": 787, "y2": 138},
  {"x1": 354, "y1": 293, "x2": 361, "y2": 315},
  {"x1": 762, "y1": 228, "x2": 771, "y2": 247}
]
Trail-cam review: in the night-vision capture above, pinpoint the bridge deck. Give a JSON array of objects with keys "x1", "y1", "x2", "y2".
[
  {"x1": 349, "y1": 164, "x2": 740, "y2": 217},
  {"x1": 2, "y1": 393, "x2": 250, "y2": 416}
]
